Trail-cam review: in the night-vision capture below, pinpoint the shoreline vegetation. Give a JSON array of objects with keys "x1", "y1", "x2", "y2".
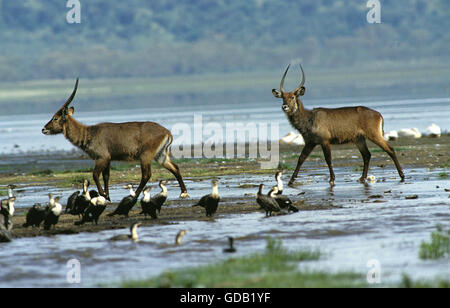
[
  {"x1": 0, "y1": 135, "x2": 448, "y2": 190},
  {"x1": 120, "y1": 237, "x2": 449, "y2": 288}
]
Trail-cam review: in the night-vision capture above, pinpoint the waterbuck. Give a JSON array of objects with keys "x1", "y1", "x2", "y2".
[
  {"x1": 42, "y1": 79, "x2": 189, "y2": 200},
  {"x1": 272, "y1": 65, "x2": 405, "y2": 186}
]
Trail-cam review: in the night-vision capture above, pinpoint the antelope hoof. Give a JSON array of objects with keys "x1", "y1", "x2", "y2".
[
  {"x1": 288, "y1": 180, "x2": 296, "y2": 188},
  {"x1": 358, "y1": 177, "x2": 366, "y2": 183},
  {"x1": 180, "y1": 192, "x2": 190, "y2": 199},
  {"x1": 329, "y1": 180, "x2": 335, "y2": 187}
]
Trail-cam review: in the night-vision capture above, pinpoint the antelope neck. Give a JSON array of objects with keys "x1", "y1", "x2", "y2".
[{"x1": 63, "y1": 117, "x2": 91, "y2": 152}]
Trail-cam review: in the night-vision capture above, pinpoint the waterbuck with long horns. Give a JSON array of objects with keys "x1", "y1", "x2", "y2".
[
  {"x1": 42, "y1": 79, "x2": 189, "y2": 200},
  {"x1": 272, "y1": 65, "x2": 405, "y2": 186}
]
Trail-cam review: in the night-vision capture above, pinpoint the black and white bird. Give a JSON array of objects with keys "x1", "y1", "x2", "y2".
[
  {"x1": 75, "y1": 196, "x2": 108, "y2": 225},
  {"x1": 275, "y1": 171, "x2": 284, "y2": 194},
  {"x1": 140, "y1": 187, "x2": 158, "y2": 219},
  {"x1": 69, "y1": 180, "x2": 92, "y2": 217},
  {"x1": 256, "y1": 184, "x2": 281, "y2": 217},
  {"x1": 108, "y1": 184, "x2": 138, "y2": 217},
  {"x1": 23, "y1": 203, "x2": 47, "y2": 228},
  {"x1": 43, "y1": 194, "x2": 63, "y2": 230},
  {"x1": 0, "y1": 196, "x2": 15, "y2": 242},
  {"x1": 109, "y1": 222, "x2": 141, "y2": 242},
  {"x1": 273, "y1": 172, "x2": 298, "y2": 213},
  {"x1": 193, "y1": 179, "x2": 220, "y2": 217},
  {"x1": 223, "y1": 236, "x2": 237, "y2": 253},
  {"x1": 152, "y1": 180, "x2": 168, "y2": 213}
]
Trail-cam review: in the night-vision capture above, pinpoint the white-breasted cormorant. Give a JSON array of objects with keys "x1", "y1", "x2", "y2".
[
  {"x1": 43, "y1": 194, "x2": 62, "y2": 230},
  {"x1": 140, "y1": 187, "x2": 158, "y2": 219},
  {"x1": 256, "y1": 184, "x2": 281, "y2": 216},
  {"x1": 193, "y1": 179, "x2": 220, "y2": 217},
  {"x1": 69, "y1": 180, "x2": 91, "y2": 217},
  {"x1": 109, "y1": 222, "x2": 141, "y2": 242},
  {"x1": 175, "y1": 230, "x2": 188, "y2": 245},
  {"x1": 273, "y1": 172, "x2": 298, "y2": 212},
  {"x1": 151, "y1": 180, "x2": 168, "y2": 213},
  {"x1": 108, "y1": 184, "x2": 138, "y2": 217},
  {"x1": 0, "y1": 196, "x2": 15, "y2": 242},
  {"x1": 75, "y1": 196, "x2": 108, "y2": 225}
]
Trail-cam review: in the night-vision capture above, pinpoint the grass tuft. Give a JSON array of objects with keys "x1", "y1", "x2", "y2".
[
  {"x1": 120, "y1": 237, "x2": 368, "y2": 288},
  {"x1": 419, "y1": 226, "x2": 450, "y2": 260}
]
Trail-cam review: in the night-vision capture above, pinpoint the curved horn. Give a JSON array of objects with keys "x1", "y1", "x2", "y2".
[
  {"x1": 61, "y1": 78, "x2": 79, "y2": 110},
  {"x1": 294, "y1": 64, "x2": 305, "y2": 93},
  {"x1": 280, "y1": 64, "x2": 290, "y2": 93}
]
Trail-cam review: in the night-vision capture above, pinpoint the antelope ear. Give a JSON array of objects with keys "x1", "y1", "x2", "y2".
[
  {"x1": 294, "y1": 87, "x2": 306, "y2": 97},
  {"x1": 68, "y1": 107, "x2": 74, "y2": 116},
  {"x1": 272, "y1": 89, "x2": 282, "y2": 98}
]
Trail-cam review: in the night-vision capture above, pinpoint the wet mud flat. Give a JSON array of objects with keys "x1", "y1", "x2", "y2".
[{"x1": 4, "y1": 135, "x2": 450, "y2": 239}]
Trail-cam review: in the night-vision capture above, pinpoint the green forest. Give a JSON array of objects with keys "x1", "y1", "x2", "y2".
[{"x1": 0, "y1": 0, "x2": 449, "y2": 81}]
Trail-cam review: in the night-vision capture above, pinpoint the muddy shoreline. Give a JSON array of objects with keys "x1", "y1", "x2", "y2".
[{"x1": 4, "y1": 135, "x2": 450, "y2": 240}]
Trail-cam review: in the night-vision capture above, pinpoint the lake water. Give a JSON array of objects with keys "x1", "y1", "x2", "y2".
[
  {"x1": 0, "y1": 94, "x2": 449, "y2": 287},
  {"x1": 0, "y1": 96, "x2": 449, "y2": 155},
  {"x1": 0, "y1": 167, "x2": 448, "y2": 287}
]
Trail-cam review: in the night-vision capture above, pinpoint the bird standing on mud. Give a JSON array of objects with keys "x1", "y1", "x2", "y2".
[
  {"x1": 75, "y1": 196, "x2": 108, "y2": 225},
  {"x1": 44, "y1": 194, "x2": 62, "y2": 230},
  {"x1": 151, "y1": 180, "x2": 168, "y2": 213},
  {"x1": 69, "y1": 180, "x2": 92, "y2": 218},
  {"x1": 193, "y1": 179, "x2": 220, "y2": 217},
  {"x1": 108, "y1": 184, "x2": 138, "y2": 218},
  {"x1": 140, "y1": 187, "x2": 158, "y2": 219},
  {"x1": 23, "y1": 203, "x2": 47, "y2": 228},
  {"x1": 109, "y1": 222, "x2": 141, "y2": 242},
  {"x1": 256, "y1": 184, "x2": 281, "y2": 217},
  {"x1": 0, "y1": 196, "x2": 15, "y2": 242},
  {"x1": 272, "y1": 172, "x2": 298, "y2": 213}
]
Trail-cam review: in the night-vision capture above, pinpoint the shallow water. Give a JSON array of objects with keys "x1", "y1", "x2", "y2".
[
  {"x1": 0, "y1": 166, "x2": 448, "y2": 287},
  {"x1": 0, "y1": 96, "x2": 449, "y2": 154}
]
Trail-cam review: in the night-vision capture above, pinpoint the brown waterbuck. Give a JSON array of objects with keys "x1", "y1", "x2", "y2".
[
  {"x1": 42, "y1": 79, "x2": 189, "y2": 200},
  {"x1": 272, "y1": 64, "x2": 405, "y2": 186}
]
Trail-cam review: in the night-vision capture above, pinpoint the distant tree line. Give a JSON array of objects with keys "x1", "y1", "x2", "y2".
[{"x1": 0, "y1": 0, "x2": 449, "y2": 81}]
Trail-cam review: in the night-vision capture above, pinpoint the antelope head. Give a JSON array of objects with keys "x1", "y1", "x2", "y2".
[
  {"x1": 272, "y1": 64, "x2": 306, "y2": 114},
  {"x1": 42, "y1": 79, "x2": 79, "y2": 135}
]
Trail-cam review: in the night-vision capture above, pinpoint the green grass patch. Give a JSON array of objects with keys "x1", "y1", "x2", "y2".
[
  {"x1": 419, "y1": 226, "x2": 450, "y2": 260},
  {"x1": 121, "y1": 237, "x2": 367, "y2": 288},
  {"x1": 400, "y1": 274, "x2": 450, "y2": 288},
  {"x1": 277, "y1": 161, "x2": 292, "y2": 170},
  {"x1": 371, "y1": 146, "x2": 410, "y2": 153},
  {"x1": 438, "y1": 172, "x2": 448, "y2": 179},
  {"x1": 30, "y1": 169, "x2": 54, "y2": 176},
  {"x1": 111, "y1": 162, "x2": 139, "y2": 172}
]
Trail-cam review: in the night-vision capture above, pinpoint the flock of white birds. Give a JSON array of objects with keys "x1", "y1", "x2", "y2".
[{"x1": 280, "y1": 123, "x2": 442, "y2": 145}]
